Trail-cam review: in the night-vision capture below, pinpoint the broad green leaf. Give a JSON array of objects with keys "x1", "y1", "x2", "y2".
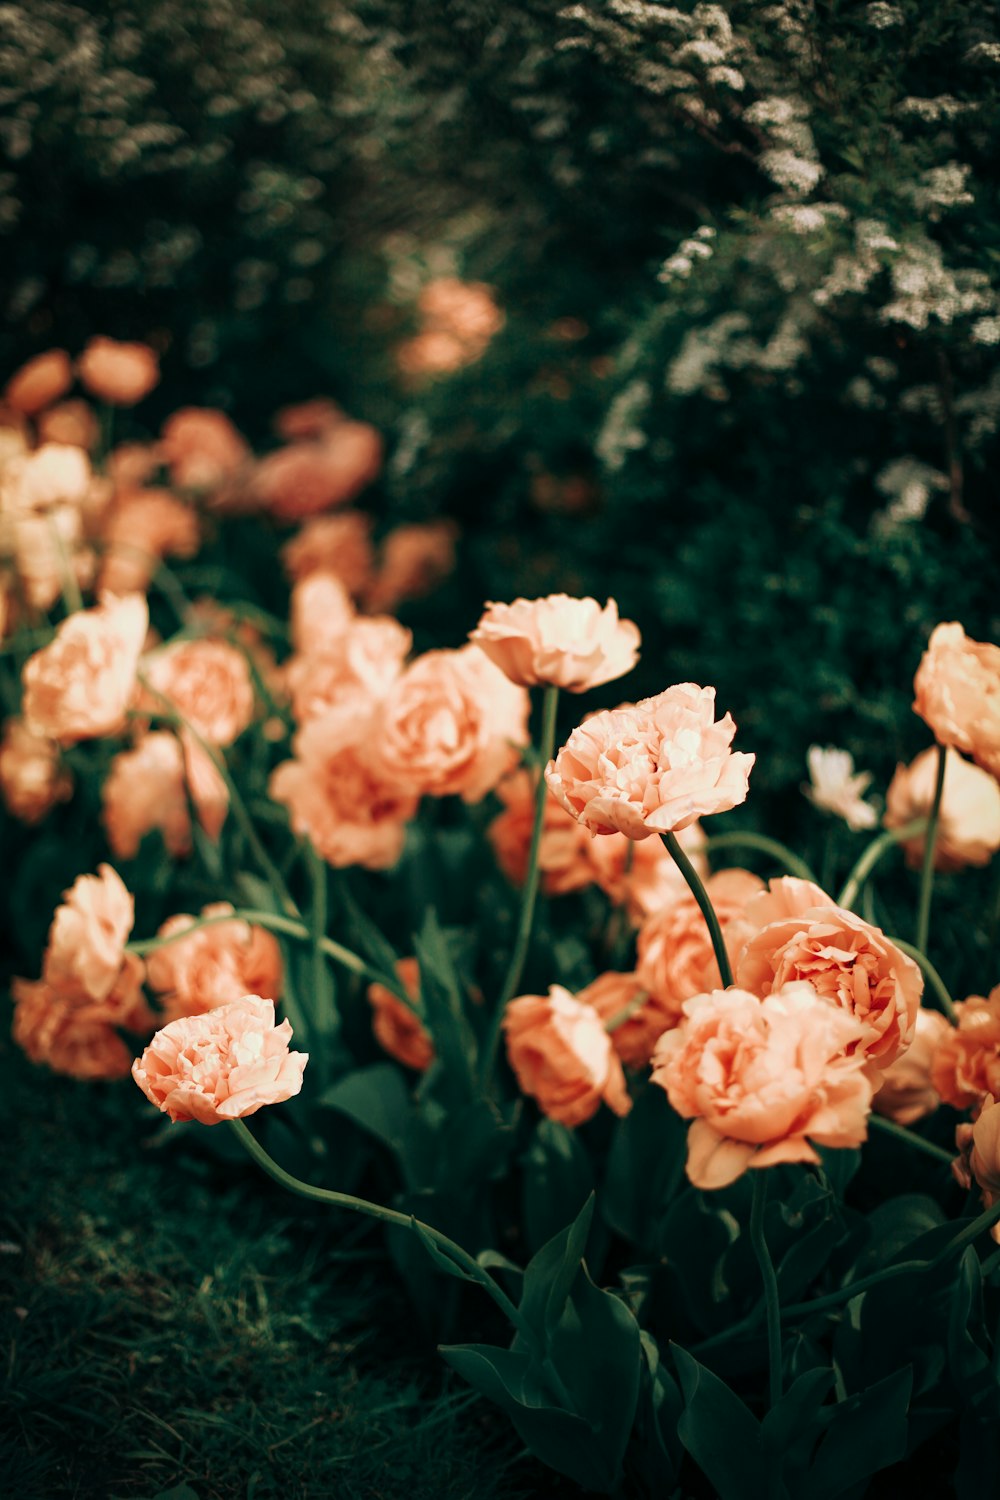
[
  {"x1": 319, "y1": 1062, "x2": 412, "y2": 1157},
  {"x1": 673, "y1": 1344, "x2": 768, "y2": 1500},
  {"x1": 523, "y1": 1118, "x2": 593, "y2": 1253},
  {"x1": 806, "y1": 1368, "x2": 912, "y2": 1500},
  {"x1": 520, "y1": 1194, "x2": 595, "y2": 1337},
  {"x1": 602, "y1": 1081, "x2": 687, "y2": 1247}
]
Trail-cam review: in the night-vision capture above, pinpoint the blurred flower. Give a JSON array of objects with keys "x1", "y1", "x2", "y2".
[
  {"x1": 885, "y1": 746, "x2": 1000, "y2": 870},
  {"x1": 578, "y1": 970, "x2": 655, "y2": 1069},
  {"x1": 98, "y1": 488, "x2": 200, "y2": 595},
  {"x1": 931, "y1": 987, "x2": 1000, "y2": 1111},
  {"x1": 285, "y1": 615, "x2": 410, "y2": 726},
  {"x1": 5, "y1": 350, "x2": 73, "y2": 415},
  {"x1": 0, "y1": 716, "x2": 72, "y2": 825},
  {"x1": 281, "y1": 511, "x2": 375, "y2": 596},
  {"x1": 803, "y1": 745, "x2": 877, "y2": 830},
  {"x1": 77, "y1": 337, "x2": 159, "y2": 407},
  {"x1": 364, "y1": 521, "x2": 458, "y2": 613},
  {"x1": 873, "y1": 1006, "x2": 951, "y2": 1125},
  {"x1": 273, "y1": 398, "x2": 343, "y2": 441},
  {"x1": 37, "y1": 400, "x2": 98, "y2": 451},
  {"x1": 488, "y1": 769, "x2": 593, "y2": 895},
  {"x1": 367, "y1": 959, "x2": 434, "y2": 1071},
  {"x1": 160, "y1": 407, "x2": 250, "y2": 491},
  {"x1": 470, "y1": 594, "x2": 640, "y2": 692},
  {"x1": 11, "y1": 977, "x2": 139, "y2": 1080},
  {"x1": 953, "y1": 1095, "x2": 1000, "y2": 1242},
  {"x1": 146, "y1": 903, "x2": 283, "y2": 1023},
  {"x1": 289, "y1": 570, "x2": 355, "y2": 655},
  {"x1": 254, "y1": 421, "x2": 382, "y2": 521},
  {"x1": 546, "y1": 684, "x2": 754, "y2": 839},
  {"x1": 913, "y1": 622, "x2": 1000, "y2": 779},
  {"x1": 141, "y1": 638, "x2": 255, "y2": 747},
  {"x1": 651, "y1": 982, "x2": 873, "y2": 1189},
  {"x1": 42, "y1": 863, "x2": 136, "y2": 1006},
  {"x1": 22, "y1": 593, "x2": 148, "y2": 744},
  {"x1": 132, "y1": 996, "x2": 308, "y2": 1125},
  {"x1": 102, "y1": 729, "x2": 228, "y2": 858},
  {"x1": 503, "y1": 984, "x2": 631, "y2": 1127}
]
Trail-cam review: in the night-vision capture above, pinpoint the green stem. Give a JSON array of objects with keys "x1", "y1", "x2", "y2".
[
  {"x1": 228, "y1": 1119, "x2": 534, "y2": 1347},
  {"x1": 127, "y1": 906, "x2": 414, "y2": 1011},
  {"x1": 749, "y1": 1173, "x2": 782, "y2": 1409},
  {"x1": 483, "y1": 685, "x2": 560, "y2": 1080},
  {"x1": 886, "y1": 935, "x2": 959, "y2": 1024},
  {"x1": 603, "y1": 989, "x2": 650, "y2": 1033},
  {"x1": 869, "y1": 1113, "x2": 955, "y2": 1164},
  {"x1": 138, "y1": 677, "x2": 297, "y2": 917},
  {"x1": 702, "y1": 832, "x2": 818, "y2": 884},
  {"x1": 48, "y1": 516, "x2": 84, "y2": 614},
  {"x1": 837, "y1": 819, "x2": 927, "y2": 910},
  {"x1": 915, "y1": 743, "x2": 947, "y2": 957},
  {"x1": 663, "y1": 830, "x2": 733, "y2": 986}
]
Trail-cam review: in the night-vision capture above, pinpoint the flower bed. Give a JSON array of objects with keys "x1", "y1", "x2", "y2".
[{"x1": 3, "y1": 345, "x2": 1000, "y2": 1497}]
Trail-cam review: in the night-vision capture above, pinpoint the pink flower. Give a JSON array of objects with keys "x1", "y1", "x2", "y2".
[
  {"x1": 42, "y1": 863, "x2": 136, "y2": 1005},
  {"x1": 635, "y1": 868, "x2": 766, "y2": 1043},
  {"x1": 0, "y1": 716, "x2": 73, "y2": 824},
  {"x1": 577, "y1": 971, "x2": 653, "y2": 1069},
  {"x1": 367, "y1": 959, "x2": 434, "y2": 1071},
  {"x1": 131, "y1": 996, "x2": 308, "y2": 1125},
  {"x1": 417, "y1": 278, "x2": 505, "y2": 346},
  {"x1": 931, "y1": 988, "x2": 1000, "y2": 1112},
  {"x1": 269, "y1": 706, "x2": 418, "y2": 869},
  {"x1": 102, "y1": 730, "x2": 228, "y2": 858},
  {"x1": 146, "y1": 904, "x2": 283, "y2": 1022},
  {"x1": 77, "y1": 337, "x2": 159, "y2": 406},
  {"x1": 11, "y1": 977, "x2": 140, "y2": 1080},
  {"x1": 98, "y1": 489, "x2": 200, "y2": 595},
  {"x1": 488, "y1": 770, "x2": 594, "y2": 896},
  {"x1": 651, "y1": 983, "x2": 874, "y2": 1189},
  {"x1": 546, "y1": 684, "x2": 754, "y2": 839},
  {"x1": 374, "y1": 645, "x2": 530, "y2": 803},
  {"x1": 953, "y1": 1095, "x2": 1000, "y2": 1243},
  {"x1": 159, "y1": 408, "x2": 250, "y2": 491},
  {"x1": 503, "y1": 985, "x2": 631, "y2": 1127},
  {"x1": 37, "y1": 400, "x2": 99, "y2": 451},
  {"x1": 586, "y1": 822, "x2": 707, "y2": 921},
  {"x1": 253, "y1": 422, "x2": 383, "y2": 521},
  {"x1": 21, "y1": 593, "x2": 148, "y2": 743},
  {"x1": 289, "y1": 571, "x2": 355, "y2": 655},
  {"x1": 5, "y1": 349, "x2": 73, "y2": 414},
  {"x1": 281, "y1": 511, "x2": 376, "y2": 596},
  {"x1": 874, "y1": 1007, "x2": 951, "y2": 1126},
  {"x1": 735, "y1": 877, "x2": 923, "y2": 1069},
  {"x1": 884, "y1": 747, "x2": 1000, "y2": 871},
  {"x1": 285, "y1": 616, "x2": 411, "y2": 727},
  {"x1": 913, "y1": 623, "x2": 1000, "y2": 780},
  {"x1": 364, "y1": 521, "x2": 458, "y2": 613},
  {"x1": 141, "y1": 638, "x2": 255, "y2": 747},
  {"x1": 470, "y1": 594, "x2": 640, "y2": 692}
]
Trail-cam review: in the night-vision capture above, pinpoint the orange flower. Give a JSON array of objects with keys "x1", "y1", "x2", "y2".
[
  {"x1": 146, "y1": 903, "x2": 283, "y2": 1022},
  {"x1": 375, "y1": 645, "x2": 530, "y2": 803},
  {"x1": 884, "y1": 747, "x2": 1000, "y2": 871},
  {"x1": 5, "y1": 349, "x2": 73, "y2": 414},
  {"x1": 470, "y1": 594, "x2": 640, "y2": 693},
  {"x1": 367, "y1": 959, "x2": 434, "y2": 1071},
  {"x1": 546, "y1": 684, "x2": 754, "y2": 839},
  {"x1": 417, "y1": 277, "x2": 505, "y2": 347},
  {"x1": 931, "y1": 988, "x2": 1000, "y2": 1111},
  {"x1": 953, "y1": 1095, "x2": 1000, "y2": 1242},
  {"x1": 4, "y1": 441, "x2": 91, "y2": 513},
  {"x1": 98, "y1": 489, "x2": 200, "y2": 595},
  {"x1": 285, "y1": 615, "x2": 411, "y2": 726},
  {"x1": 22, "y1": 593, "x2": 148, "y2": 744},
  {"x1": 913, "y1": 623, "x2": 1000, "y2": 780},
  {"x1": 160, "y1": 407, "x2": 250, "y2": 491},
  {"x1": 281, "y1": 511, "x2": 375, "y2": 596},
  {"x1": 503, "y1": 984, "x2": 631, "y2": 1127},
  {"x1": 289, "y1": 571, "x2": 355, "y2": 655},
  {"x1": 364, "y1": 521, "x2": 458, "y2": 613},
  {"x1": 636, "y1": 868, "x2": 765, "y2": 1035},
  {"x1": 254, "y1": 423, "x2": 383, "y2": 521},
  {"x1": 269, "y1": 705, "x2": 418, "y2": 869},
  {"x1": 273, "y1": 397, "x2": 343, "y2": 441},
  {"x1": 736, "y1": 877, "x2": 923, "y2": 1069},
  {"x1": 42, "y1": 863, "x2": 134, "y2": 1004},
  {"x1": 37, "y1": 400, "x2": 99, "y2": 451},
  {"x1": 0, "y1": 716, "x2": 73, "y2": 824},
  {"x1": 652, "y1": 983, "x2": 873, "y2": 1189},
  {"x1": 141, "y1": 638, "x2": 255, "y2": 747},
  {"x1": 586, "y1": 822, "x2": 707, "y2": 921},
  {"x1": 132, "y1": 996, "x2": 308, "y2": 1125},
  {"x1": 11, "y1": 977, "x2": 138, "y2": 1080},
  {"x1": 873, "y1": 1007, "x2": 951, "y2": 1126},
  {"x1": 488, "y1": 769, "x2": 593, "y2": 895},
  {"x1": 102, "y1": 730, "x2": 228, "y2": 858},
  {"x1": 577, "y1": 970, "x2": 653, "y2": 1069},
  {"x1": 77, "y1": 337, "x2": 159, "y2": 406}
]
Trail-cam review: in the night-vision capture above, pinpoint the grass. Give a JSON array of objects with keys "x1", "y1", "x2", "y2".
[{"x1": 0, "y1": 1035, "x2": 561, "y2": 1500}]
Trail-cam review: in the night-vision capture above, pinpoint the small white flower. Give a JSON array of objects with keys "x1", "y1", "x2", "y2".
[{"x1": 803, "y1": 746, "x2": 878, "y2": 831}]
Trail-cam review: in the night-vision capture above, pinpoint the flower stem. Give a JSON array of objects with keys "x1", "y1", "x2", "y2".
[
  {"x1": 869, "y1": 1113, "x2": 955, "y2": 1164},
  {"x1": 702, "y1": 832, "x2": 818, "y2": 884},
  {"x1": 228, "y1": 1119, "x2": 535, "y2": 1346},
  {"x1": 886, "y1": 935, "x2": 959, "y2": 1024},
  {"x1": 837, "y1": 819, "x2": 927, "y2": 910},
  {"x1": 915, "y1": 743, "x2": 947, "y2": 957},
  {"x1": 749, "y1": 1172, "x2": 782, "y2": 1409},
  {"x1": 482, "y1": 685, "x2": 560, "y2": 1081},
  {"x1": 127, "y1": 906, "x2": 416, "y2": 1012},
  {"x1": 662, "y1": 830, "x2": 733, "y2": 986},
  {"x1": 603, "y1": 988, "x2": 650, "y2": 1033}
]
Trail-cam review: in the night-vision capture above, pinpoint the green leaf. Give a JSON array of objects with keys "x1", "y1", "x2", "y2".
[
  {"x1": 334, "y1": 878, "x2": 402, "y2": 983},
  {"x1": 602, "y1": 1081, "x2": 687, "y2": 1248},
  {"x1": 523, "y1": 1118, "x2": 594, "y2": 1253},
  {"x1": 947, "y1": 1248, "x2": 995, "y2": 1416},
  {"x1": 319, "y1": 1063, "x2": 412, "y2": 1157},
  {"x1": 520, "y1": 1194, "x2": 595, "y2": 1337},
  {"x1": 673, "y1": 1344, "x2": 768, "y2": 1500},
  {"x1": 762, "y1": 1367, "x2": 835, "y2": 1486},
  {"x1": 806, "y1": 1368, "x2": 912, "y2": 1500},
  {"x1": 411, "y1": 1219, "x2": 479, "y2": 1284},
  {"x1": 412, "y1": 908, "x2": 479, "y2": 1096},
  {"x1": 629, "y1": 1330, "x2": 683, "y2": 1491}
]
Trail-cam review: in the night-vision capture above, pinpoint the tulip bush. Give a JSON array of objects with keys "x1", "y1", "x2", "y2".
[{"x1": 2, "y1": 345, "x2": 1000, "y2": 1496}]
